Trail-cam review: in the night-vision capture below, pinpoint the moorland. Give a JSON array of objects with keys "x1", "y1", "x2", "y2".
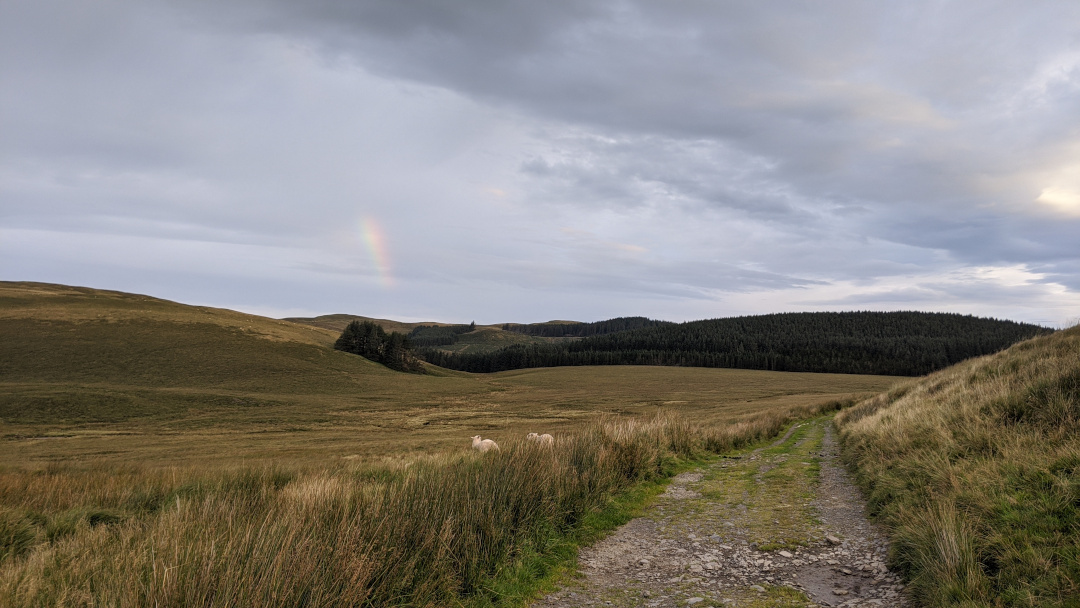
[
  {"x1": 0, "y1": 281, "x2": 894, "y2": 606},
  {"x1": 1, "y1": 280, "x2": 1077, "y2": 607},
  {"x1": 0, "y1": 282, "x2": 895, "y2": 467}
]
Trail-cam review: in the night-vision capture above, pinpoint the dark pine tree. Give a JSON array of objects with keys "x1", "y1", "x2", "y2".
[{"x1": 335, "y1": 320, "x2": 425, "y2": 373}]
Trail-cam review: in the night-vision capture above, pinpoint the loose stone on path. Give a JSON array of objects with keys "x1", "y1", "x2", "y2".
[{"x1": 529, "y1": 419, "x2": 907, "y2": 608}]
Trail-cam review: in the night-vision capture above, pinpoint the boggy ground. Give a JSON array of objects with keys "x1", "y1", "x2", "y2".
[{"x1": 532, "y1": 418, "x2": 907, "y2": 608}]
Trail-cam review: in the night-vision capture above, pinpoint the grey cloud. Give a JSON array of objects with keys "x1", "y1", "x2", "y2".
[
  {"x1": 1033, "y1": 259, "x2": 1080, "y2": 292},
  {"x1": 801, "y1": 287, "x2": 949, "y2": 306},
  {"x1": 220, "y1": 0, "x2": 1080, "y2": 275},
  {"x1": 3, "y1": 0, "x2": 1079, "y2": 324},
  {"x1": 805, "y1": 278, "x2": 1067, "y2": 313},
  {"x1": 519, "y1": 134, "x2": 802, "y2": 218}
]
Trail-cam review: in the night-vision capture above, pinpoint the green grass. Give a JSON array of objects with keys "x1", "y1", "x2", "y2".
[
  {"x1": 836, "y1": 325, "x2": 1080, "y2": 607},
  {"x1": 668, "y1": 418, "x2": 827, "y2": 553},
  {"x1": 430, "y1": 326, "x2": 553, "y2": 355},
  {"x1": 744, "y1": 585, "x2": 816, "y2": 608}
]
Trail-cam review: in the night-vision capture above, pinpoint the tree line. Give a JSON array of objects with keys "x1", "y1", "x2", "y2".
[
  {"x1": 335, "y1": 320, "x2": 425, "y2": 373},
  {"x1": 501, "y1": 316, "x2": 671, "y2": 338},
  {"x1": 418, "y1": 311, "x2": 1051, "y2": 376}
]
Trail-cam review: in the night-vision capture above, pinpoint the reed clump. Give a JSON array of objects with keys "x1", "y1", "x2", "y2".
[
  {"x1": 837, "y1": 325, "x2": 1080, "y2": 607},
  {"x1": 0, "y1": 406, "x2": 833, "y2": 607}
]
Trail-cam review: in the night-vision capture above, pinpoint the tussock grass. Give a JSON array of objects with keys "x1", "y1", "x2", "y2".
[
  {"x1": 836, "y1": 326, "x2": 1080, "y2": 607},
  {"x1": 0, "y1": 406, "x2": 843, "y2": 607}
]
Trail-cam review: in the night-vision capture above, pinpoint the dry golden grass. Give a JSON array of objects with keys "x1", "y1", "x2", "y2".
[
  {"x1": 837, "y1": 325, "x2": 1080, "y2": 607},
  {"x1": 0, "y1": 363, "x2": 889, "y2": 468},
  {"x1": 0, "y1": 281, "x2": 901, "y2": 606},
  {"x1": 0, "y1": 282, "x2": 339, "y2": 346},
  {"x1": 0, "y1": 406, "x2": 846, "y2": 608},
  {"x1": 0, "y1": 281, "x2": 895, "y2": 468}
]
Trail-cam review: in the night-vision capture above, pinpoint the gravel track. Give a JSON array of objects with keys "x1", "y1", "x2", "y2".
[{"x1": 530, "y1": 419, "x2": 907, "y2": 608}]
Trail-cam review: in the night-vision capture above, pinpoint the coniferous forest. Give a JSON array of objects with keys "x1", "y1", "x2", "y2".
[
  {"x1": 334, "y1": 320, "x2": 426, "y2": 373},
  {"x1": 418, "y1": 311, "x2": 1051, "y2": 376}
]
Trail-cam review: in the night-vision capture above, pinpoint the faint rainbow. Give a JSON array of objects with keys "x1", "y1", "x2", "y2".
[{"x1": 361, "y1": 218, "x2": 394, "y2": 287}]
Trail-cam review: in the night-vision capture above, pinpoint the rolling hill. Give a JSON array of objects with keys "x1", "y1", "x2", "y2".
[
  {"x1": 0, "y1": 281, "x2": 897, "y2": 467},
  {"x1": 283, "y1": 313, "x2": 456, "y2": 335},
  {"x1": 0, "y1": 282, "x2": 473, "y2": 407},
  {"x1": 0, "y1": 281, "x2": 490, "y2": 462}
]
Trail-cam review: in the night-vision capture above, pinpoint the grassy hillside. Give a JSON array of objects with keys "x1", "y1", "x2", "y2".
[
  {"x1": 0, "y1": 281, "x2": 482, "y2": 415},
  {"x1": 836, "y1": 325, "x2": 1080, "y2": 606},
  {"x1": 432, "y1": 326, "x2": 551, "y2": 354},
  {"x1": 0, "y1": 282, "x2": 897, "y2": 468},
  {"x1": 284, "y1": 313, "x2": 459, "y2": 335}
]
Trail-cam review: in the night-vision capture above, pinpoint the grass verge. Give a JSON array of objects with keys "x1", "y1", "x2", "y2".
[{"x1": 836, "y1": 325, "x2": 1080, "y2": 607}]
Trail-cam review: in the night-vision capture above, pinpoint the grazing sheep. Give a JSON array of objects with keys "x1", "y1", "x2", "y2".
[
  {"x1": 527, "y1": 432, "x2": 555, "y2": 446},
  {"x1": 471, "y1": 435, "x2": 500, "y2": 453}
]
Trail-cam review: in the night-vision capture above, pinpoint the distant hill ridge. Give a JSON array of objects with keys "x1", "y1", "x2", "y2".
[
  {"x1": 282, "y1": 313, "x2": 455, "y2": 335},
  {"x1": 418, "y1": 311, "x2": 1052, "y2": 376},
  {"x1": 287, "y1": 315, "x2": 670, "y2": 356},
  {"x1": 501, "y1": 316, "x2": 671, "y2": 338}
]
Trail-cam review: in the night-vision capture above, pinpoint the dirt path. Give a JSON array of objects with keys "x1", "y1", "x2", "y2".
[{"x1": 531, "y1": 419, "x2": 908, "y2": 608}]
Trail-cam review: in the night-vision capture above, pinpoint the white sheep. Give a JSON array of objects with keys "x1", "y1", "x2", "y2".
[
  {"x1": 526, "y1": 432, "x2": 554, "y2": 446},
  {"x1": 471, "y1": 435, "x2": 500, "y2": 453}
]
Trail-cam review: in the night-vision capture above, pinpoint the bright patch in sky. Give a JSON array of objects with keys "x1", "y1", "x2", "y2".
[{"x1": 1036, "y1": 187, "x2": 1080, "y2": 216}]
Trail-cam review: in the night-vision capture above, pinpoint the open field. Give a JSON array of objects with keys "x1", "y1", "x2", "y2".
[
  {"x1": 0, "y1": 362, "x2": 892, "y2": 467},
  {"x1": 0, "y1": 281, "x2": 897, "y2": 468},
  {"x1": 0, "y1": 407, "x2": 840, "y2": 607},
  {"x1": 0, "y1": 281, "x2": 900, "y2": 606}
]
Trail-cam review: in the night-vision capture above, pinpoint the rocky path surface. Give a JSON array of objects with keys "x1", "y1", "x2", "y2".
[{"x1": 531, "y1": 419, "x2": 908, "y2": 608}]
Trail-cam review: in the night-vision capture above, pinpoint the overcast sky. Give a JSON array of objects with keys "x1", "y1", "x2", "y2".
[{"x1": 3, "y1": 1, "x2": 1080, "y2": 326}]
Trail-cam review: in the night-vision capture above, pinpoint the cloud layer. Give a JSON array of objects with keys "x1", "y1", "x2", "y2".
[{"x1": 2, "y1": 1, "x2": 1079, "y2": 325}]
